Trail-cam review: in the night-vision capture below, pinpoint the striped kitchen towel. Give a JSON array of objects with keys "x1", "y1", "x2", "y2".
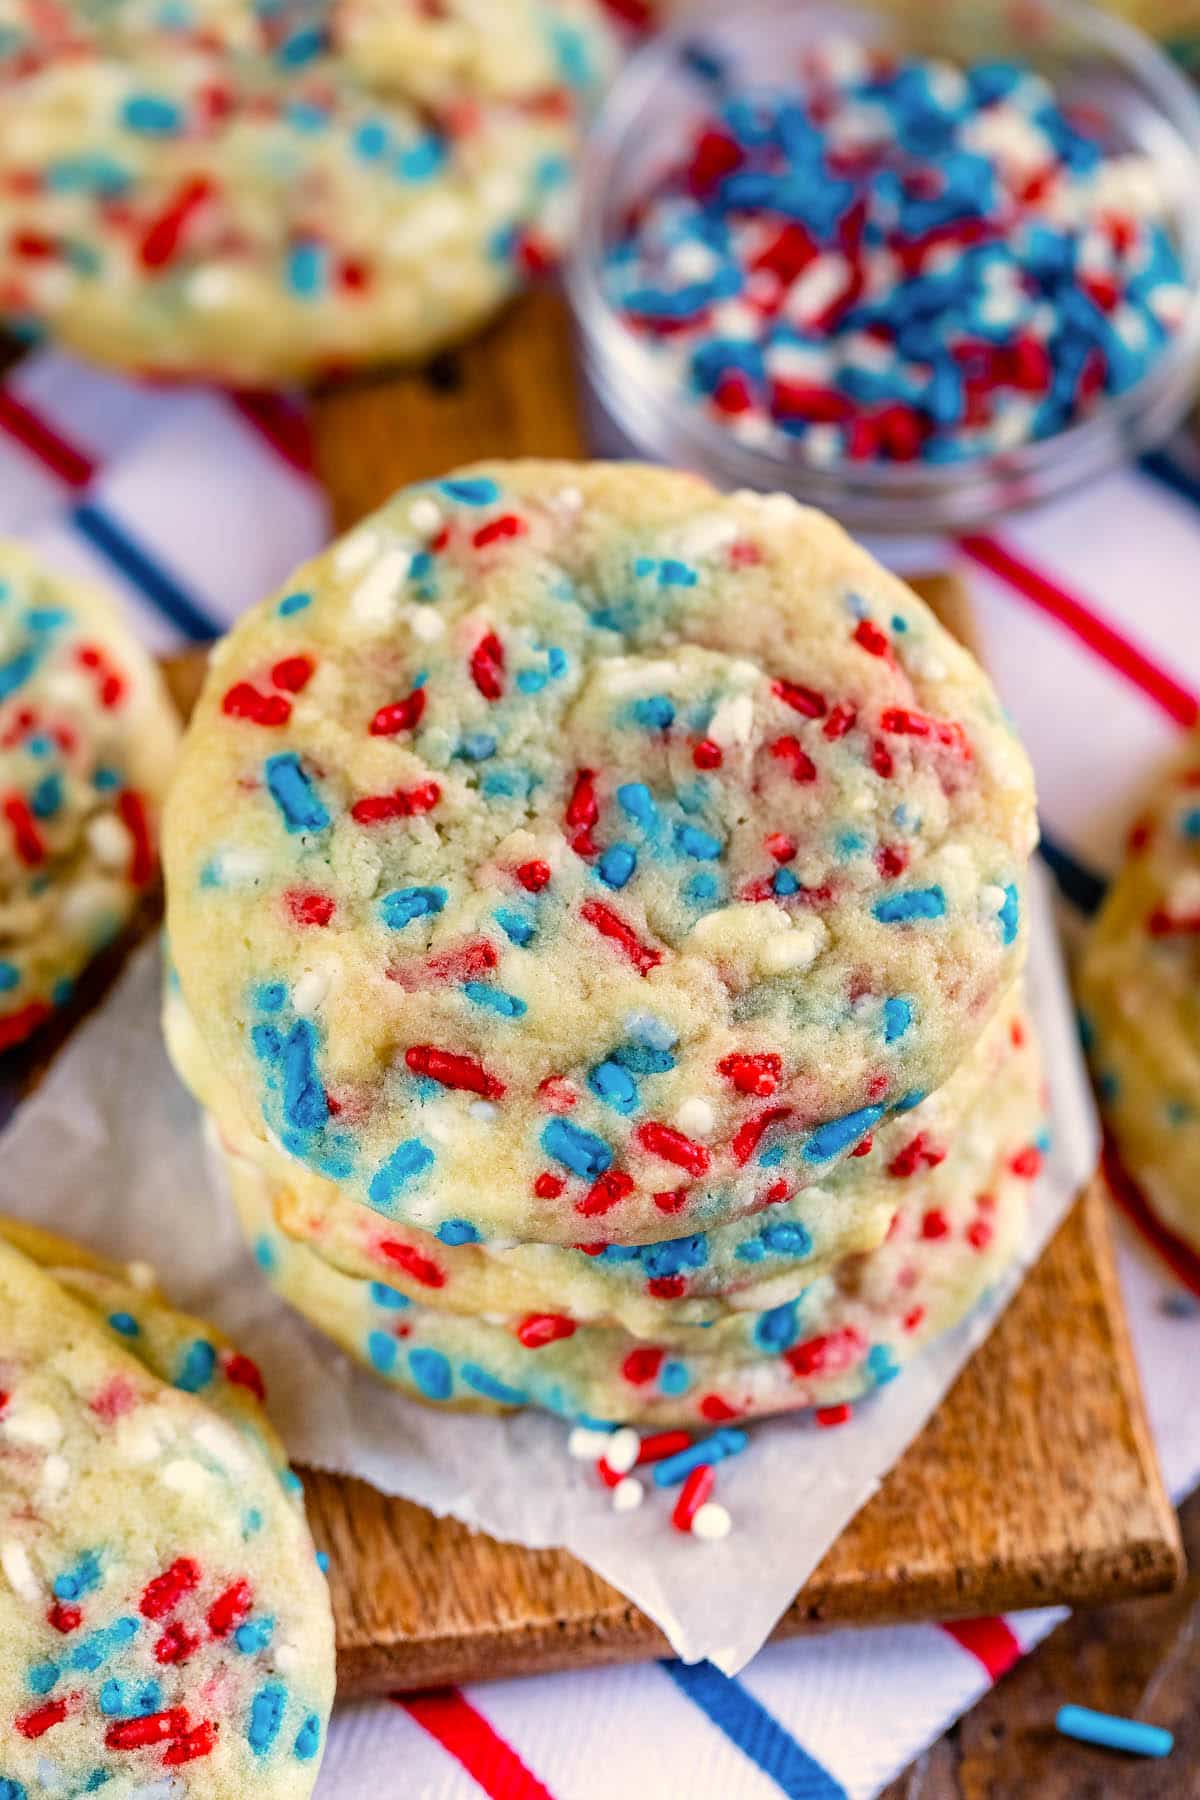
[{"x1": 2, "y1": 347, "x2": 1197, "y2": 1800}]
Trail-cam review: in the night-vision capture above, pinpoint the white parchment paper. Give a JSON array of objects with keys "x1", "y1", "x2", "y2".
[{"x1": 0, "y1": 860, "x2": 1095, "y2": 1672}]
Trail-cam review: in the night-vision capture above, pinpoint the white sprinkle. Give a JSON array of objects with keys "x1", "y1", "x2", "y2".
[
  {"x1": 407, "y1": 606, "x2": 445, "y2": 643},
  {"x1": 553, "y1": 486, "x2": 583, "y2": 513},
  {"x1": 40, "y1": 1453, "x2": 69, "y2": 1497},
  {"x1": 332, "y1": 528, "x2": 379, "y2": 577},
  {"x1": 116, "y1": 1413, "x2": 171, "y2": 1465},
  {"x1": 612, "y1": 1476, "x2": 645, "y2": 1513},
  {"x1": 3, "y1": 1401, "x2": 63, "y2": 1449},
  {"x1": 2, "y1": 1539, "x2": 41, "y2": 1603},
  {"x1": 86, "y1": 813, "x2": 133, "y2": 871},
  {"x1": 274, "y1": 1642, "x2": 302, "y2": 1673},
  {"x1": 605, "y1": 1427, "x2": 640, "y2": 1476},
  {"x1": 408, "y1": 497, "x2": 442, "y2": 536},
  {"x1": 292, "y1": 962, "x2": 335, "y2": 1016},
  {"x1": 707, "y1": 693, "x2": 755, "y2": 748},
  {"x1": 691, "y1": 1501, "x2": 732, "y2": 1540},
  {"x1": 760, "y1": 916, "x2": 827, "y2": 975},
  {"x1": 350, "y1": 548, "x2": 412, "y2": 628},
  {"x1": 568, "y1": 1425, "x2": 613, "y2": 1461},
  {"x1": 214, "y1": 848, "x2": 268, "y2": 888},
  {"x1": 192, "y1": 1418, "x2": 249, "y2": 1474},
  {"x1": 187, "y1": 264, "x2": 242, "y2": 309},
  {"x1": 469, "y1": 1101, "x2": 497, "y2": 1122},
  {"x1": 161, "y1": 1458, "x2": 214, "y2": 1499},
  {"x1": 979, "y1": 882, "x2": 1007, "y2": 913},
  {"x1": 124, "y1": 1260, "x2": 157, "y2": 1293},
  {"x1": 675, "y1": 1097, "x2": 714, "y2": 1138}
]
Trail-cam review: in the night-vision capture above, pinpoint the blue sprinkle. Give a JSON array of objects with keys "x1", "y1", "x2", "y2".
[
  {"x1": 254, "y1": 1235, "x2": 277, "y2": 1273},
  {"x1": 0, "y1": 958, "x2": 25, "y2": 990},
  {"x1": 30, "y1": 774, "x2": 61, "y2": 818},
  {"x1": 53, "y1": 1550, "x2": 102, "y2": 1601},
  {"x1": 547, "y1": 648, "x2": 568, "y2": 676},
  {"x1": 285, "y1": 239, "x2": 327, "y2": 298},
  {"x1": 613, "y1": 1041, "x2": 675, "y2": 1074},
  {"x1": 280, "y1": 1469, "x2": 303, "y2": 1498},
  {"x1": 873, "y1": 886, "x2": 946, "y2": 924},
  {"x1": 234, "y1": 1618, "x2": 275, "y2": 1654},
  {"x1": 278, "y1": 24, "x2": 324, "y2": 65},
  {"x1": 883, "y1": 997, "x2": 914, "y2": 1043},
  {"x1": 754, "y1": 1300, "x2": 800, "y2": 1351},
  {"x1": 397, "y1": 134, "x2": 447, "y2": 181},
  {"x1": 802, "y1": 1105, "x2": 885, "y2": 1163},
  {"x1": 0, "y1": 647, "x2": 39, "y2": 699},
  {"x1": 617, "y1": 782, "x2": 659, "y2": 829},
  {"x1": 867, "y1": 1344, "x2": 900, "y2": 1386},
  {"x1": 121, "y1": 94, "x2": 182, "y2": 135},
  {"x1": 365, "y1": 1329, "x2": 397, "y2": 1374},
  {"x1": 369, "y1": 1140, "x2": 435, "y2": 1211},
  {"x1": 541, "y1": 1117, "x2": 612, "y2": 1179},
  {"x1": 761, "y1": 1219, "x2": 813, "y2": 1257},
  {"x1": 107, "y1": 1311, "x2": 138, "y2": 1337},
  {"x1": 437, "y1": 1219, "x2": 479, "y2": 1246},
  {"x1": 588, "y1": 1059, "x2": 639, "y2": 1114},
  {"x1": 659, "y1": 559, "x2": 698, "y2": 587},
  {"x1": 1055, "y1": 1706, "x2": 1172, "y2": 1760},
  {"x1": 517, "y1": 668, "x2": 548, "y2": 693},
  {"x1": 651, "y1": 1428, "x2": 748, "y2": 1486},
  {"x1": 369, "y1": 1283, "x2": 409, "y2": 1309},
  {"x1": 463, "y1": 982, "x2": 526, "y2": 1017},
  {"x1": 659, "y1": 1361, "x2": 690, "y2": 1396},
  {"x1": 631, "y1": 696, "x2": 675, "y2": 730},
  {"x1": 676, "y1": 823, "x2": 722, "y2": 860},
  {"x1": 282, "y1": 1019, "x2": 328, "y2": 1131},
  {"x1": 598, "y1": 843, "x2": 637, "y2": 889},
  {"x1": 458, "y1": 732, "x2": 497, "y2": 761},
  {"x1": 409, "y1": 1347, "x2": 453, "y2": 1401},
  {"x1": 461, "y1": 1364, "x2": 528, "y2": 1406},
  {"x1": 315, "y1": 1551, "x2": 329, "y2": 1573},
  {"x1": 1181, "y1": 808, "x2": 1200, "y2": 839},
  {"x1": 625, "y1": 1013, "x2": 677, "y2": 1052},
  {"x1": 68, "y1": 1618, "x2": 138, "y2": 1673},
  {"x1": 294, "y1": 1714, "x2": 323, "y2": 1762},
  {"x1": 684, "y1": 872, "x2": 719, "y2": 904},
  {"x1": 245, "y1": 1509, "x2": 264, "y2": 1536},
  {"x1": 0, "y1": 1783, "x2": 25, "y2": 1800},
  {"x1": 353, "y1": 118, "x2": 390, "y2": 161},
  {"x1": 278, "y1": 590, "x2": 311, "y2": 616},
  {"x1": 996, "y1": 881, "x2": 1020, "y2": 945},
  {"x1": 494, "y1": 907, "x2": 535, "y2": 947},
  {"x1": 894, "y1": 1089, "x2": 925, "y2": 1112},
  {"x1": 439, "y1": 477, "x2": 499, "y2": 506},
  {"x1": 265, "y1": 753, "x2": 329, "y2": 834},
  {"x1": 379, "y1": 886, "x2": 447, "y2": 929},
  {"x1": 175, "y1": 1338, "x2": 217, "y2": 1393},
  {"x1": 28, "y1": 1661, "x2": 58, "y2": 1695},
  {"x1": 248, "y1": 1684, "x2": 286, "y2": 1756},
  {"x1": 773, "y1": 867, "x2": 800, "y2": 896}
]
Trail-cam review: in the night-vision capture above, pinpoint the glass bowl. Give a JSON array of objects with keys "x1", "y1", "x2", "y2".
[{"x1": 566, "y1": 0, "x2": 1200, "y2": 534}]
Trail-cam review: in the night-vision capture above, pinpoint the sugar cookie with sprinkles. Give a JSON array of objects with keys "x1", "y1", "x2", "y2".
[
  {"x1": 174, "y1": 965, "x2": 1026, "y2": 1337},
  {"x1": 0, "y1": 0, "x2": 616, "y2": 383},
  {"x1": 221, "y1": 1001, "x2": 1045, "y2": 1426},
  {"x1": 0, "y1": 541, "x2": 179, "y2": 1052},
  {"x1": 1079, "y1": 745, "x2": 1200, "y2": 1257},
  {"x1": 164, "y1": 460, "x2": 1036, "y2": 1250},
  {"x1": 0, "y1": 1233, "x2": 334, "y2": 1797}
]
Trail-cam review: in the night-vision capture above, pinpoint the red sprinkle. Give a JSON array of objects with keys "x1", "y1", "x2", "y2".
[
  {"x1": 621, "y1": 1346, "x2": 665, "y2": 1385},
  {"x1": 469, "y1": 631, "x2": 505, "y2": 700},
  {"x1": 1010, "y1": 1145, "x2": 1043, "y2": 1179},
  {"x1": 105, "y1": 1708, "x2": 190, "y2": 1750},
  {"x1": 369, "y1": 689, "x2": 426, "y2": 735},
  {"x1": 140, "y1": 1558, "x2": 200, "y2": 1620},
  {"x1": 117, "y1": 789, "x2": 154, "y2": 886},
  {"x1": 823, "y1": 702, "x2": 857, "y2": 740},
  {"x1": 785, "y1": 1327, "x2": 865, "y2": 1378},
  {"x1": 693, "y1": 738, "x2": 723, "y2": 769},
  {"x1": 378, "y1": 1238, "x2": 446, "y2": 1289},
  {"x1": 47, "y1": 1602, "x2": 81, "y2": 1634},
  {"x1": 967, "y1": 1218, "x2": 993, "y2": 1250},
  {"x1": 222, "y1": 682, "x2": 291, "y2": 727},
  {"x1": 718, "y1": 1051, "x2": 781, "y2": 1097},
  {"x1": 730, "y1": 1105, "x2": 791, "y2": 1167},
  {"x1": 636, "y1": 1429, "x2": 691, "y2": 1464},
  {"x1": 222, "y1": 1351, "x2": 266, "y2": 1402},
  {"x1": 390, "y1": 938, "x2": 498, "y2": 990},
  {"x1": 816, "y1": 1404, "x2": 853, "y2": 1428},
  {"x1": 206, "y1": 1579, "x2": 252, "y2": 1638},
  {"x1": 285, "y1": 888, "x2": 335, "y2": 928},
  {"x1": 580, "y1": 899, "x2": 662, "y2": 975},
  {"x1": 270, "y1": 654, "x2": 314, "y2": 693},
  {"x1": 649, "y1": 1275, "x2": 686, "y2": 1299},
  {"x1": 698, "y1": 1394, "x2": 742, "y2": 1423},
  {"x1": 16, "y1": 1698, "x2": 68, "y2": 1739},
  {"x1": 879, "y1": 707, "x2": 970, "y2": 757},
  {"x1": 577, "y1": 1169, "x2": 635, "y2": 1216},
  {"x1": 0, "y1": 1000, "x2": 50, "y2": 1051},
  {"x1": 773, "y1": 679, "x2": 826, "y2": 719},
  {"x1": 351, "y1": 781, "x2": 440, "y2": 825},
  {"x1": 154, "y1": 1621, "x2": 200, "y2": 1665},
  {"x1": 405, "y1": 1044, "x2": 504, "y2": 1100},
  {"x1": 887, "y1": 1133, "x2": 946, "y2": 1179},
  {"x1": 515, "y1": 859, "x2": 551, "y2": 892},
  {"x1": 920, "y1": 1207, "x2": 950, "y2": 1240},
  {"x1": 4, "y1": 793, "x2": 44, "y2": 866},
  {"x1": 870, "y1": 739, "x2": 894, "y2": 779},
  {"x1": 850, "y1": 1133, "x2": 873, "y2": 1159},
  {"x1": 853, "y1": 619, "x2": 890, "y2": 657},
  {"x1": 672, "y1": 1464, "x2": 715, "y2": 1532},
  {"x1": 876, "y1": 844, "x2": 908, "y2": 879},
  {"x1": 139, "y1": 176, "x2": 212, "y2": 269},
  {"x1": 565, "y1": 768, "x2": 599, "y2": 857},
  {"x1": 635, "y1": 1121, "x2": 710, "y2": 1177},
  {"x1": 769, "y1": 735, "x2": 817, "y2": 783},
  {"x1": 516, "y1": 1313, "x2": 577, "y2": 1348},
  {"x1": 472, "y1": 514, "x2": 526, "y2": 550},
  {"x1": 654, "y1": 1188, "x2": 688, "y2": 1213},
  {"x1": 163, "y1": 1720, "x2": 219, "y2": 1766},
  {"x1": 534, "y1": 1171, "x2": 565, "y2": 1199}
]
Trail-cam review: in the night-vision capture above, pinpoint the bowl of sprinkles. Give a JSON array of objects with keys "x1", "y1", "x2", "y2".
[{"x1": 568, "y1": 0, "x2": 1200, "y2": 531}]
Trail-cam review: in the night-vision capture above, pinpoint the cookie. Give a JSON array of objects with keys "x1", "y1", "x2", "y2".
[
  {"x1": 1078, "y1": 745, "x2": 1200, "y2": 1254},
  {"x1": 175, "y1": 964, "x2": 1027, "y2": 1336},
  {"x1": 0, "y1": 541, "x2": 179, "y2": 1051},
  {"x1": 0, "y1": 0, "x2": 615, "y2": 383},
  {"x1": 220, "y1": 1008, "x2": 1045, "y2": 1426},
  {"x1": 0, "y1": 1233, "x2": 334, "y2": 1797},
  {"x1": 165, "y1": 461, "x2": 1036, "y2": 1250}
]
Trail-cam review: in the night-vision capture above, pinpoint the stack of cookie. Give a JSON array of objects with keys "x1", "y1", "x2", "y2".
[
  {"x1": 0, "y1": 1219, "x2": 334, "y2": 1793},
  {"x1": 1079, "y1": 746, "x2": 1200, "y2": 1261},
  {"x1": 163, "y1": 460, "x2": 1044, "y2": 1430}
]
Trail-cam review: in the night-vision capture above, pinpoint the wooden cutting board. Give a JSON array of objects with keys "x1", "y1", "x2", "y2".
[{"x1": 23, "y1": 287, "x2": 1178, "y2": 1699}]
